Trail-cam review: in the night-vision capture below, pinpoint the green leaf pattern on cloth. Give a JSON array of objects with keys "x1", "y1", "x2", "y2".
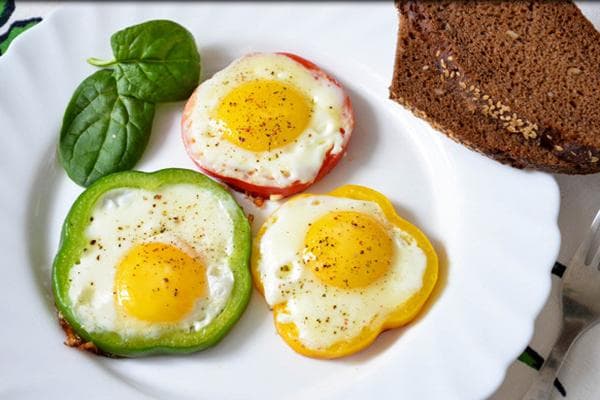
[
  {"x1": 0, "y1": 0, "x2": 40, "y2": 56},
  {"x1": 0, "y1": 0, "x2": 16, "y2": 27}
]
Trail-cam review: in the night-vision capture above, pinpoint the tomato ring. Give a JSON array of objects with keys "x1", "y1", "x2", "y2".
[{"x1": 181, "y1": 52, "x2": 354, "y2": 198}]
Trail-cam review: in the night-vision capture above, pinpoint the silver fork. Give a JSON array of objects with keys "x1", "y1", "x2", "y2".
[{"x1": 523, "y1": 210, "x2": 600, "y2": 400}]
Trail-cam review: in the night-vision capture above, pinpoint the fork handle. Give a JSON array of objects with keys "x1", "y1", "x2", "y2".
[{"x1": 522, "y1": 317, "x2": 588, "y2": 400}]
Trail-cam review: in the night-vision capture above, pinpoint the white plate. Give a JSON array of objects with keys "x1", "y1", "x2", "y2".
[{"x1": 0, "y1": 2, "x2": 561, "y2": 399}]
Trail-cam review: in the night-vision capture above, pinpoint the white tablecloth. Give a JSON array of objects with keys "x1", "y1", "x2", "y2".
[{"x1": 3, "y1": 2, "x2": 598, "y2": 399}]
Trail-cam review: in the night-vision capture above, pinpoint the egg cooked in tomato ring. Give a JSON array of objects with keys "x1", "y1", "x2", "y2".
[{"x1": 181, "y1": 52, "x2": 354, "y2": 198}]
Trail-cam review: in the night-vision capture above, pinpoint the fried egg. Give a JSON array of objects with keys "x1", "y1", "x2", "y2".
[
  {"x1": 181, "y1": 52, "x2": 354, "y2": 198},
  {"x1": 252, "y1": 185, "x2": 438, "y2": 358},
  {"x1": 67, "y1": 184, "x2": 235, "y2": 337}
]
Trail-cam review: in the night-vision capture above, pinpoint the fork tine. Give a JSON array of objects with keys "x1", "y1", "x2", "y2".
[
  {"x1": 524, "y1": 210, "x2": 600, "y2": 400},
  {"x1": 589, "y1": 214, "x2": 600, "y2": 269},
  {"x1": 571, "y1": 209, "x2": 600, "y2": 267},
  {"x1": 590, "y1": 245, "x2": 600, "y2": 270}
]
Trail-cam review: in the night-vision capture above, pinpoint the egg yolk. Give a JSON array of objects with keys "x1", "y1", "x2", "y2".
[
  {"x1": 303, "y1": 211, "x2": 394, "y2": 289},
  {"x1": 215, "y1": 79, "x2": 312, "y2": 152},
  {"x1": 114, "y1": 242, "x2": 206, "y2": 323}
]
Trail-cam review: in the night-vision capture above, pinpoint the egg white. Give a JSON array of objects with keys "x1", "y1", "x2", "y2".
[
  {"x1": 183, "y1": 52, "x2": 351, "y2": 188},
  {"x1": 67, "y1": 184, "x2": 234, "y2": 338},
  {"x1": 256, "y1": 196, "x2": 427, "y2": 350}
]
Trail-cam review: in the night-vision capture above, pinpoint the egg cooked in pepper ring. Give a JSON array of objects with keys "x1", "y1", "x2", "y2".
[{"x1": 252, "y1": 184, "x2": 438, "y2": 358}]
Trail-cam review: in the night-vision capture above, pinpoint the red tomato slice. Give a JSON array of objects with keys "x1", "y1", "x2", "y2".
[{"x1": 181, "y1": 52, "x2": 354, "y2": 199}]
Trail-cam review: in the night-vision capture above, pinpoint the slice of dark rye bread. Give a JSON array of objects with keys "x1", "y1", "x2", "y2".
[{"x1": 390, "y1": 0, "x2": 600, "y2": 174}]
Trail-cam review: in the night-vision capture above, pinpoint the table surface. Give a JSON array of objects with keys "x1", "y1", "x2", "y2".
[{"x1": 3, "y1": 2, "x2": 599, "y2": 399}]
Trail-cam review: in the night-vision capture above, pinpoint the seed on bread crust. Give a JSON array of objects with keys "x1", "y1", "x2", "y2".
[{"x1": 505, "y1": 30, "x2": 520, "y2": 40}]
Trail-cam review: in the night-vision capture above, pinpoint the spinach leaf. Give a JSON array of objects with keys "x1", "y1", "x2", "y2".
[
  {"x1": 59, "y1": 69, "x2": 155, "y2": 187},
  {"x1": 88, "y1": 20, "x2": 201, "y2": 103}
]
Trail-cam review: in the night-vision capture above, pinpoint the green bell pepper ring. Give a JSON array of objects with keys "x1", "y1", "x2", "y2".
[{"x1": 52, "y1": 168, "x2": 252, "y2": 357}]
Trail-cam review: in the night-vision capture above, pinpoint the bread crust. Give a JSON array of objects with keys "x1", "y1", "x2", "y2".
[{"x1": 390, "y1": 0, "x2": 600, "y2": 174}]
